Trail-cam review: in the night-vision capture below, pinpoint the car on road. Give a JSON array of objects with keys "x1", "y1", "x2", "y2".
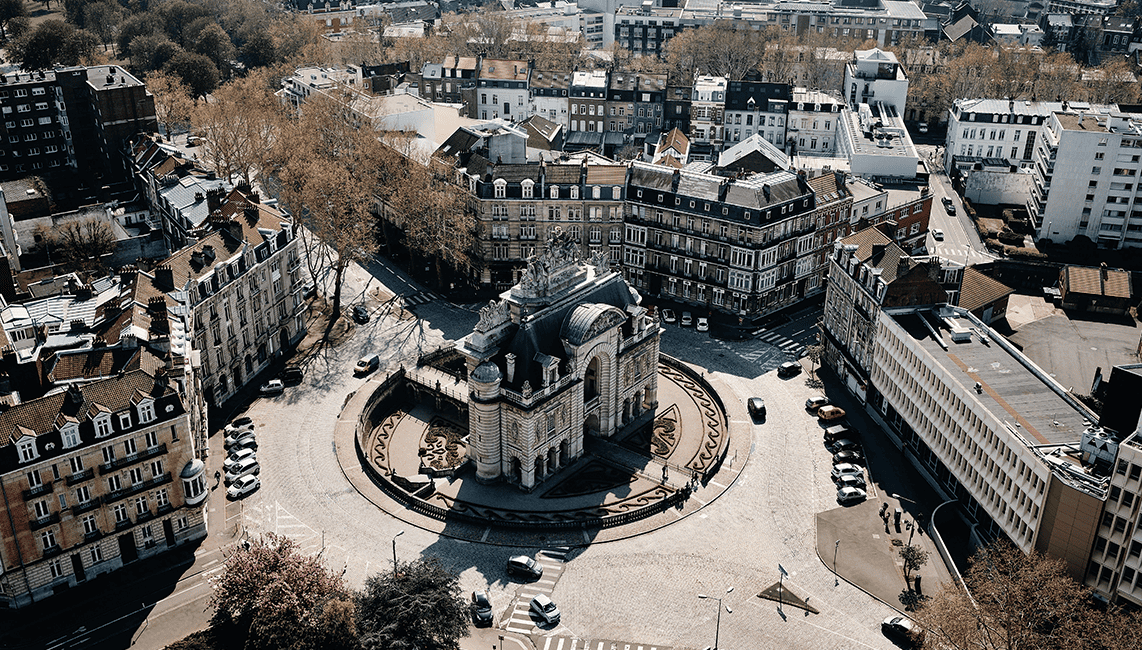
[
  {"x1": 281, "y1": 366, "x2": 303, "y2": 385},
  {"x1": 228, "y1": 436, "x2": 258, "y2": 453},
  {"x1": 817, "y1": 405, "x2": 847, "y2": 421},
  {"x1": 661, "y1": 308, "x2": 676, "y2": 324},
  {"x1": 829, "y1": 438, "x2": 861, "y2": 453},
  {"x1": 837, "y1": 486, "x2": 867, "y2": 504},
  {"x1": 777, "y1": 361, "x2": 802, "y2": 378},
  {"x1": 747, "y1": 397, "x2": 766, "y2": 419},
  {"x1": 259, "y1": 379, "x2": 284, "y2": 396},
  {"x1": 883, "y1": 615, "x2": 925, "y2": 646},
  {"x1": 227, "y1": 474, "x2": 260, "y2": 499},
  {"x1": 506, "y1": 555, "x2": 543, "y2": 580},
  {"x1": 223, "y1": 447, "x2": 257, "y2": 471},
  {"x1": 836, "y1": 474, "x2": 866, "y2": 490},
  {"x1": 351, "y1": 304, "x2": 369, "y2": 323},
  {"x1": 941, "y1": 196, "x2": 953, "y2": 209},
  {"x1": 932, "y1": 228, "x2": 945, "y2": 240},
  {"x1": 224, "y1": 429, "x2": 256, "y2": 449},
  {"x1": 833, "y1": 449, "x2": 865, "y2": 465},
  {"x1": 229, "y1": 416, "x2": 253, "y2": 429},
  {"x1": 224, "y1": 421, "x2": 254, "y2": 438},
  {"x1": 355, "y1": 354, "x2": 380, "y2": 376},
  {"x1": 681, "y1": 311, "x2": 693, "y2": 327},
  {"x1": 224, "y1": 457, "x2": 260, "y2": 484},
  {"x1": 696, "y1": 316, "x2": 709, "y2": 332},
  {"x1": 831, "y1": 463, "x2": 864, "y2": 481},
  {"x1": 529, "y1": 594, "x2": 561, "y2": 626},
  {"x1": 471, "y1": 590, "x2": 493, "y2": 627},
  {"x1": 301, "y1": 279, "x2": 316, "y2": 298},
  {"x1": 805, "y1": 395, "x2": 829, "y2": 412}
]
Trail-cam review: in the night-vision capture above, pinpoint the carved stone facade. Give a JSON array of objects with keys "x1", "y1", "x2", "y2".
[{"x1": 458, "y1": 230, "x2": 661, "y2": 490}]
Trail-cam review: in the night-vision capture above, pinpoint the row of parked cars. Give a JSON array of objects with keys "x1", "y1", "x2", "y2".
[
  {"x1": 807, "y1": 397, "x2": 869, "y2": 505},
  {"x1": 660, "y1": 308, "x2": 709, "y2": 332},
  {"x1": 223, "y1": 417, "x2": 261, "y2": 499}
]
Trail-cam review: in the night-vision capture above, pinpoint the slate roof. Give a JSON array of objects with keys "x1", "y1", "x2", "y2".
[
  {"x1": 0, "y1": 370, "x2": 175, "y2": 446},
  {"x1": 1061, "y1": 265, "x2": 1132, "y2": 299},
  {"x1": 807, "y1": 172, "x2": 851, "y2": 206},
  {"x1": 47, "y1": 346, "x2": 165, "y2": 384},
  {"x1": 840, "y1": 227, "x2": 916, "y2": 285},
  {"x1": 491, "y1": 164, "x2": 541, "y2": 183},
  {"x1": 959, "y1": 267, "x2": 1015, "y2": 313},
  {"x1": 544, "y1": 164, "x2": 582, "y2": 184},
  {"x1": 531, "y1": 70, "x2": 571, "y2": 90},
  {"x1": 585, "y1": 164, "x2": 627, "y2": 185}
]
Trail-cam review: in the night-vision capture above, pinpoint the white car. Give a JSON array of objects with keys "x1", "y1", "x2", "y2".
[
  {"x1": 224, "y1": 422, "x2": 254, "y2": 438},
  {"x1": 223, "y1": 447, "x2": 257, "y2": 472},
  {"x1": 224, "y1": 457, "x2": 260, "y2": 484},
  {"x1": 696, "y1": 317, "x2": 709, "y2": 332},
  {"x1": 227, "y1": 474, "x2": 260, "y2": 499},
  {"x1": 831, "y1": 463, "x2": 864, "y2": 482},
  {"x1": 224, "y1": 429, "x2": 256, "y2": 449},
  {"x1": 835, "y1": 473, "x2": 866, "y2": 490},
  {"x1": 837, "y1": 486, "x2": 867, "y2": 504},
  {"x1": 932, "y1": 228, "x2": 945, "y2": 241},
  {"x1": 529, "y1": 594, "x2": 561, "y2": 626},
  {"x1": 259, "y1": 379, "x2": 284, "y2": 396}
]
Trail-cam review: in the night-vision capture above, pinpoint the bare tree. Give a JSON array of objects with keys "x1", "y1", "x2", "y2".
[
  {"x1": 51, "y1": 218, "x2": 115, "y2": 272},
  {"x1": 146, "y1": 70, "x2": 195, "y2": 137},
  {"x1": 191, "y1": 71, "x2": 283, "y2": 186}
]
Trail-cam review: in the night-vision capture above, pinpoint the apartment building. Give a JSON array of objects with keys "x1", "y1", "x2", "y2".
[
  {"x1": 690, "y1": 75, "x2": 727, "y2": 158},
  {"x1": 139, "y1": 189, "x2": 306, "y2": 408},
  {"x1": 605, "y1": 73, "x2": 666, "y2": 139},
  {"x1": 569, "y1": 69, "x2": 609, "y2": 134},
  {"x1": 623, "y1": 163, "x2": 831, "y2": 317},
  {"x1": 477, "y1": 59, "x2": 531, "y2": 122},
  {"x1": 723, "y1": 78, "x2": 791, "y2": 149},
  {"x1": 843, "y1": 48, "x2": 908, "y2": 114},
  {"x1": 419, "y1": 56, "x2": 478, "y2": 110},
  {"x1": 530, "y1": 70, "x2": 571, "y2": 127},
  {"x1": 1028, "y1": 107, "x2": 1142, "y2": 249},
  {"x1": 1046, "y1": 0, "x2": 1117, "y2": 16},
  {"x1": 788, "y1": 89, "x2": 844, "y2": 157},
  {"x1": 0, "y1": 370, "x2": 207, "y2": 608},
  {"x1": 945, "y1": 99, "x2": 1064, "y2": 175}
]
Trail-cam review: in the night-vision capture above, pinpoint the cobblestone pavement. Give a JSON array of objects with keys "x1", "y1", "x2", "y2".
[{"x1": 225, "y1": 257, "x2": 903, "y2": 650}]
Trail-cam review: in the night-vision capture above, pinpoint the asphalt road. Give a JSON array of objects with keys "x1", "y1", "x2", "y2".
[{"x1": 917, "y1": 144, "x2": 995, "y2": 267}]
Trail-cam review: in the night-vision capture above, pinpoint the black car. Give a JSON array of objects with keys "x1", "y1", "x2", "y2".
[
  {"x1": 506, "y1": 555, "x2": 543, "y2": 580},
  {"x1": 471, "y1": 590, "x2": 493, "y2": 626},
  {"x1": 778, "y1": 361, "x2": 802, "y2": 378},
  {"x1": 833, "y1": 450, "x2": 865, "y2": 465},
  {"x1": 281, "y1": 366, "x2": 303, "y2": 385},
  {"x1": 747, "y1": 397, "x2": 766, "y2": 419},
  {"x1": 231, "y1": 416, "x2": 253, "y2": 428},
  {"x1": 351, "y1": 304, "x2": 369, "y2": 323}
]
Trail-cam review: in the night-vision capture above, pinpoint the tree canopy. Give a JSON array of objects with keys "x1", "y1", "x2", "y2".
[{"x1": 355, "y1": 557, "x2": 470, "y2": 650}]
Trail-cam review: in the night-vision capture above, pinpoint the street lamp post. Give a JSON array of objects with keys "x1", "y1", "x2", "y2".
[
  {"x1": 697, "y1": 586, "x2": 733, "y2": 650},
  {"x1": 834, "y1": 540, "x2": 840, "y2": 586},
  {"x1": 392, "y1": 530, "x2": 404, "y2": 578}
]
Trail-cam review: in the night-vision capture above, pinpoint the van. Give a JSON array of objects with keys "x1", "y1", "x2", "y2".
[
  {"x1": 824, "y1": 424, "x2": 856, "y2": 443},
  {"x1": 355, "y1": 354, "x2": 380, "y2": 375}
]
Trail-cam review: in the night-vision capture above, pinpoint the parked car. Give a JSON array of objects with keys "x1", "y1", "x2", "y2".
[
  {"x1": 355, "y1": 354, "x2": 380, "y2": 376},
  {"x1": 833, "y1": 449, "x2": 866, "y2": 465},
  {"x1": 471, "y1": 590, "x2": 493, "y2": 627},
  {"x1": 836, "y1": 474, "x2": 866, "y2": 490},
  {"x1": 932, "y1": 228, "x2": 945, "y2": 240},
  {"x1": 829, "y1": 438, "x2": 862, "y2": 453},
  {"x1": 696, "y1": 316, "x2": 709, "y2": 332},
  {"x1": 224, "y1": 421, "x2": 254, "y2": 437},
  {"x1": 941, "y1": 196, "x2": 953, "y2": 209},
  {"x1": 883, "y1": 615, "x2": 925, "y2": 647},
  {"x1": 681, "y1": 311, "x2": 693, "y2": 327},
  {"x1": 661, "y1": 308, "x2": 677, "y2": 324},
  {"x1": 224, "y1": 429, "x2": 256, "y2": 449},
  {"x1": 805, "y1": 395, "x2": 829, "y2": 412},
  {"x1": 281, "y1": 366, "x2": 304, "y2": 385},
  {"x1": 824, "y1": 424, "x2": 858, "y2": 443},
  {"x1": 301, "y1": 279, "x2": 316, "y2": 298},
  {"x1": 228, "y1": 436, "x2": 258, "y2": 453},
  {"x1": 529, "y1": 594, "x2": 561, "y2": 626},
  {"x1": 837, "y1": 486, "x2": 867, "y2": 504},
  {"x1": 223, "y1": 447, "x2": 257, "y2": 471},
  {"x1": 259, "y1": 379, "x2": 284, "y2": 396},
  {"x1": 227, "y1": 474, "x2": 260, "y2": 499},
  {"x1": 817, "y1": 405, "x2": 847, "y2": 421},
  {"x1": 831, "y1": 463, "x2": 864, "y2": 481},
  {"x1": 747, "y1": 397, "x2": 766, "y2": 419},
  {"x1": 506, "y1": 555, "x2": 543, "y2": 580},
  {"x1": 224, "y1": 457, "x2": 260, "y2": 484},
  {"x1": 352, "y1": 304, "x2": 369, "y2": 323},
  {"x1": 778, "y1": 361, "x2": 802, "y2": 378},
  {"x1": 230, "y1": 416, "x2": 253, "y2": 429}
]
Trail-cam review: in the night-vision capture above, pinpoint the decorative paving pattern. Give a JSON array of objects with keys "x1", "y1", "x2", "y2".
[
  {"x1": 419, "y1": 417, "x2": 467, "y2": 471},
  {"x1": 368, "y1": 409, "x2": 405, "y2": 469},
  {"x1": 658, "y1": 363, "x2": 726, "y2": 474},
  {"x1": 618, "y1": 404, "x2": 680, "y2": 459},
  {"x1": 540, "y1": 459, "x2": 638, "y2": 499}
]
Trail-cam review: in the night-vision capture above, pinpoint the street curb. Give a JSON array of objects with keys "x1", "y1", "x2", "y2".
[{"x1": 812, "y1": 522, "x2": 910, "y2": 620}]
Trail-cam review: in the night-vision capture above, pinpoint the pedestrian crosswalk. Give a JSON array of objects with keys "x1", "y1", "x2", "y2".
[
  {"x1": 752, "y1": 328, "x2": 806, "y2": 358},
  {"x1": 402, "y1": 291, "x2": 440, "y2": 306},
  {"x1": 539, "y1": 637, "x2": 677, "y2": 650},
  {"x1": 502, "y1": 548, "x2": 569, "y2": 634}
]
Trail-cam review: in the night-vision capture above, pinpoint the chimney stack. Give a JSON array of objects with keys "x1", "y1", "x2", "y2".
[
  {"x1": 229, "y1": 219, "x2": 244, "y2": 242},
  {"x1": 206, "y1": 188, "x2": 224, "y2": 215},
  {"x1": 155, "y1": 264, "x2": 174, "y2": 289},
  {"x1": 505, "y1": 353, "x2": 516, "y2": 384}
]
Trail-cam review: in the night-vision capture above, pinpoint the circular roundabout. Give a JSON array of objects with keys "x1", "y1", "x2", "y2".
[{"x1": 337, "y1": 357, "x2": 746, "y2": 543}]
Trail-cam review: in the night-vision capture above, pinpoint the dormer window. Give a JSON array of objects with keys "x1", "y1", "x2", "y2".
[
  {"x1": 138, "y1": 400, "x2": 156, "y2": 424},
  {"x1": 570, "y1": 186, "x2": 579, "y2": 199},
  {"x1": 61, "y1": 425, "x2": 80, "y2": 449},
  {"x1": 612, "y1": 186, "x2": 621, "y2": 200},
  {"x1": 94, "y1": 415, "x2": 112, "y2": 438},
  {"x1": 118, "y1": 412, "x2": 131, "y2": 430},
  {"x1": 592, "y1": 186, "x2": 601, "y2": 199},
  {"x1": 493, "y1": 179, "x2": 506, "y2": 198},
  {"x1": 17, "y1": 438, "x2": 37, "y2": 463},
  {"x1": 522, "y1": 179, "x2": 534, "y2": 198},
  {"x1": 550, "y1": 185, "x2": 559, "y2": 199}
]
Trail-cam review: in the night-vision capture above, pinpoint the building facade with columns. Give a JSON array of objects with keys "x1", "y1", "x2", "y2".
[{"x1": 458, "y1": 230, "x2": 660, "y2": 490}]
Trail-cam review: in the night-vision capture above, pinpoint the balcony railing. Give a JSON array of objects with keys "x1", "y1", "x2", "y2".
[
  {"x1": 22, "y1": 481, "x2": 53, "y2": 500},
  {"x1": 99, "y1": 444, "x2": 167, "y2": 474},
  {"x1": 66, "y1": 467, "x2": 95, "y2": 485},
  {"x1": 115, "y1": 517, "x2": 134, "y2": 531},
  {"x1": 101, "y1": 472, "x2": 172, "y2": 506},
  {"x1": 83, "y1": 529, "x2": 104, "y2": 543},
  {"x1": 30, "y1": 512, "x2": 60, "y2": 530},
  {"x1": 42, "y1": 544, "x2": 63, "y2": 559},
  {"x1": 72, "y1": 499, "x2": 100, "y2": 515}
]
